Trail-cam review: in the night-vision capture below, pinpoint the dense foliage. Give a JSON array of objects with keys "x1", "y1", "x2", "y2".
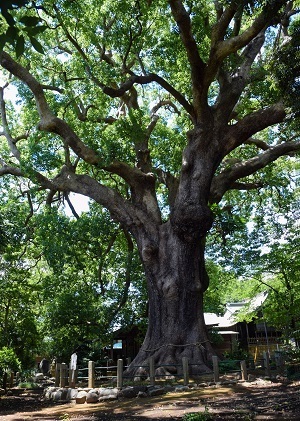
[{"x1": 0, "y1": 0, "x2": 300, "y2": 371}]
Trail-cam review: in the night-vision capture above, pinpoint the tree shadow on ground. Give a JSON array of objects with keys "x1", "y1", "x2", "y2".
[
  {"x1": 1, "y1": 380, "x2": 300, "y2": 420},
  {"x1": 205, "y1": 380, "x2": 300, "y2": 419}
]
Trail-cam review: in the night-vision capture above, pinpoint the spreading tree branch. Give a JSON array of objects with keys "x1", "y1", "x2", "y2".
[
  {"x1": 0, "y1": 51, "x2": 161, "y2": 196},
  {"x1": 155, "y1": 168, "x2": 179, "y2": 211},
  {"x1": 169, "y1": 0, "x2": 206, "y2": 113},
  {"x1": 48, "y1": 167, "x2": 160, "y2": 234},
  {"x1": 223, "y1": 102, "x2": 286, "y2": 154},
  {"x1": 230, "y1": 181, "x2": 264, "y2": 191},
  {"x1": 210, "y1": 139, "x2": 300, "y2": 203},
  {"x1": 0, "y1": 165, "x2": 23, "y2": 176},
  {"x1": 0, "y1": 51, "x2": 100, "y2": 165},
  {"x1": 244, "y1": 137, "x2": 270, "y2": 151},
  {"x1": 64, "y1": 192, "x2": 80, "y2": 219},
  {"x1": 215, "y1": 30, "x2": 266, "y2": 122},
  {"x1": 205, "y1": 0, "x2": 288, "y2": 99},
  {"x1": 24, "y1": 191, "x2": 34, "y2": 226},
  {"x1": 0, "y1": 86, "x2": 21, "y2": 161},
  {"x1": 213, "y1": 0, "x2": 287, "y2": 63},
  {"x1": 86, "y1": 66, "x2": 195, "y2": 119}
]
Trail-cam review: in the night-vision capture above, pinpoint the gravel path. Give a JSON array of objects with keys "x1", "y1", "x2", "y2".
[{"x1": 1, "y1": 379, "x2": 300, "y2": 420}]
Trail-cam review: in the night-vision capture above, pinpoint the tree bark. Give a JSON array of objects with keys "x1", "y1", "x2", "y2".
[
  {"x1": 127, "y1": 221, "x2": 215, "y2": 376},
  {"x1": 1, "y1": 0, "x2": 299, "y2": 380}
]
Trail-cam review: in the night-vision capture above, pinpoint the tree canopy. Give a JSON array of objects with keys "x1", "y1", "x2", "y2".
[{"x1": 1, "y1": 0, "x2": 300, "y2": 374}]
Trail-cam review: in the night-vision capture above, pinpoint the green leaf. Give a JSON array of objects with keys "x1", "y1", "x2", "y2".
[
  {"x1": 29, "y1": 36, "x2": 44, "y2": 54},
  {"x1": 24, "y1": 25, "x2": 47, "y2": 36},
  {"x1": 5, "y1": 25, "x2": 18, "y2": 43},
  {"x1": 15, "y1": 34, "x2": 25, "y2": 58},
  {"x1": 19, "y1": 16, "x2": 41, "y2": 26},
  {"x1": 1, "y1": 9, "x2": 15, "y2": 26}
]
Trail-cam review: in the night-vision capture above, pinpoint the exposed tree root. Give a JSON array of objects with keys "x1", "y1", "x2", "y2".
[{"x1": 124, "y1": 343, "x2": 213, "y2": 381}]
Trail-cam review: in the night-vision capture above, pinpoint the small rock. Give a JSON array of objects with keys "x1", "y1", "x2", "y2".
[
  {"x1": 137, "y1": 391, "x2": 148, "y2": 398},
  {"x1": 99, "y1": 388, "x2": 118, "y2": 398},
  {"x1": 118, "y1": 386, "x2": 147, "y2": 399},
  {"x1": 174, "y1": 385, "x2": 189, "y2": 392},
  {"x1": 86, "y1": 392, "x2": 99, "y2": 403},
  {"x1": 99, "y1": 394, "x2": 118, "y2": 401},
  {"x1": 44, "y1": 386, "x2": 56, "y2": 400},
  {"x1": 67, "y1": 388, "x2": 78, "y2": 400},
  {"x1": 148, "y1": 387, "x2": 166, "y2": 397},
  {"x1": 53, "y1": 390, "x2": 62, "y2": 401},
  {"x1": 76, "y1": 390, "x2": 87, "y2": 404},
  {"x1": 53, "y1": 388, "x2": 68, "y2": 401}
]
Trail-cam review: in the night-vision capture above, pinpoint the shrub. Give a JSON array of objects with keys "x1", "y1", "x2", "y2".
[
  {"x1": 223, "y1": 346, "x2": 249, "y2": 361},
  {"x1": 18, "y1": 381, "x2": 40, "y2": 389},
  {"x1": 0, "y1": 347, "x2": 21, "y2": 388},
  {"x1": 219, "y1": 359, "x2": 240, "y2": 373},
  {"x1": 182, "y1": 408, "x2": 212, "y2": 420},
  {"x1": 281, "y1": 345, "x2": 300, "y2": 363}
]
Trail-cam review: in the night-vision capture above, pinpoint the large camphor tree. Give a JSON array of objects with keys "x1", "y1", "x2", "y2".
[{"x1": 0, "y1": 0, "x2": 300, "y2": 374}]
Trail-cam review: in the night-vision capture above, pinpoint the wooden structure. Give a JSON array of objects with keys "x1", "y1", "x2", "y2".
[
  {"x1": 106, "y1": 293, "x2": 283, "y2": 363},
  {"x1": 105, "y1": 326, "x2": 144, "y2": 363},
  {"x1": 204, "y1": 292, "x2": 283, "y2": 360}
]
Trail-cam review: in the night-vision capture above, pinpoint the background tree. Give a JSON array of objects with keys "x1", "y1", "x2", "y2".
[
  {"x1": 0, "y1": 187, "x2": 40, "y2": 369},
  {"x1": 0, "y1": 346, "x2": 21, "y2": 389},
  {"x1": 208, "y1": 154, "x2": 300, "y2": 346},
  {"x1": 34, "y1": 206, "x2": 147, "y2": 362},
  {"x1": 234, "y1": 180, "x2": 300, "y2": 343},
  {"x1": 1, "y1": 0, "x2": 300, "y2": 375}
]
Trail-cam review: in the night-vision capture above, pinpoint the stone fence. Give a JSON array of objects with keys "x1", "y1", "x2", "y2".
[{"x1": 54, "y1": 351, "x2": 283, "y2": 389}]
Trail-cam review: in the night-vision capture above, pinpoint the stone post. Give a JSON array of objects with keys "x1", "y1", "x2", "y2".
[
  {"x1": 275, "y1": 350, "x2": 284, "y2": 373},
  {"x1": 88, "y1": 360, "x2": 95, "y2": 388},
  {"x1": 117, "y1": 359, "x2": 123, "y2": 389},
  {"x1": 182, "y1": 357, "x2": 189, "y2": 386},
  {"x1": 69, "y1": 369, "x2": 77, "y2": 388},
  {"x1": 55, "y1": 363, "x2": 60, "y2": 387},
  {"x1": 240, "y1": 360, "x2": 247, "y2": 381},
  {"x1": 263, "y1": 352, "x2": 271, "y2": 378},
  {"x1": 60, "y1": 363, "x2": 67, "y2": 388},
  {"x1": 212, "y1": 356, "x2": 219, "y2": 382}
]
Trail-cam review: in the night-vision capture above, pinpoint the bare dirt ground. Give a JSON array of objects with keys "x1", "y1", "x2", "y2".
[{"x1": 1, "y1": 379, "x2": 300, "y2": 420}]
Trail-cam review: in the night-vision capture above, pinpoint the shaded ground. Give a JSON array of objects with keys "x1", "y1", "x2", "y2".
[{"x1": 1, "y1": 379, "x2": 300, "y2": 420}]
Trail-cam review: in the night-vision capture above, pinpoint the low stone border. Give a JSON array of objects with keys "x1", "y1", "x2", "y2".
[
  {"x1": 44, "y1": 384, "x2": 175, "y2": 404},
  {"x1": 43, "y1": 380, "x2": 245, "y2": 405}
]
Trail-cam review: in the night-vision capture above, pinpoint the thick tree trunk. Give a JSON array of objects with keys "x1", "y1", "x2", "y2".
[{"x1": 128, "y1": 222, "x2": 215, "y2": 377}]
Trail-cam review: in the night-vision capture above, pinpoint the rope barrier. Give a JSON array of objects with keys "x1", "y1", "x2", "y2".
[{"x1": 142, "y1": 340, "x2": 210, "y2": 352}]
